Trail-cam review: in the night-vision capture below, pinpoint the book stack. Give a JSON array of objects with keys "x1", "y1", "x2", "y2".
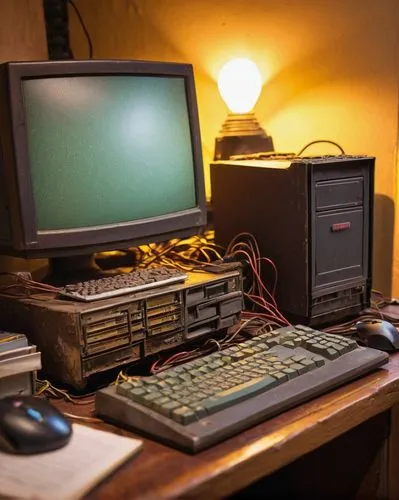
[{"x1": 0, "y1": 331, "x2": 41, "y2": 397}]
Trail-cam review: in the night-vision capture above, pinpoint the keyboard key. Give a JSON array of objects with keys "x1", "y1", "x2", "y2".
[
  {"x1": 282, "y1": 367, "x2": 298, "y2": 379},
  {"x1": 128, "y1": 388, "x2": 147, "y2": 402},
  {"x1": 158, "y1": 400, "x2": 181, "y2": 417},
  {"x1": 312, "y1": 355, "x2": 325, "y2": 366},
  {"x1": 116, "y1": 382, "x2": 133, "y2": 396},
  {"x1": 171, "y1": 406, "x2": 197, "y2": 424},
  {"x1": 203, "y1": 376, "x2": 278, "y2": 414},
  {"x1": 271, "y1": 371, "x2": 289, "y2": 383},
  {"x1": 290, "y1": 363, "x2": 309, "y2": 375},
  {"x1": 300, "y1": 358, "x2": 317, "y2": 369},
  {"x1": 193, "y1": 406, "x2": 207, "y2": 419},
  {"x1": 325, "y1": 348, "x2": 339, "y2": 360},
  {"x1": 291, "y1": 354, "x2": 307, "y2": 363},
  {"x1": 142, "y1": 392, "x2": 162, "y2": 407},
  {"x1": 281, "y1": 340, "x2": 295, "y2": 348},
  {"x1": 152, "y1": 396, "x2": 171, "y2": 409}
]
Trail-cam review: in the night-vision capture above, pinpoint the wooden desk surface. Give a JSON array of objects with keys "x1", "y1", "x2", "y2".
[{"x1": 51, "y1": 352, "x2": 399, "y2": 500}]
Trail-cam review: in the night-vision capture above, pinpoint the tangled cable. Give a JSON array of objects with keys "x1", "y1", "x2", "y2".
[
  {"x1": 126, "y1": 230, "x2": 224, "y2": 272},
  {"x1": 0, "y1": 272, "x2": 60, "y2": 299},
  {"x1": 225, "y1": 232, "x2": 290, "y2": 327}
]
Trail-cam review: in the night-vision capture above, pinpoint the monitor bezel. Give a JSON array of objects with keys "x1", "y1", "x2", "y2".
[{"x1": 3, "y1": 60, "x2": 206, "y2": 257}]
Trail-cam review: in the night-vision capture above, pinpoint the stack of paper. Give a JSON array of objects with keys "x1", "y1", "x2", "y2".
[{"x1": 0, "y1": 423, "x2": 143, "y2": 500}]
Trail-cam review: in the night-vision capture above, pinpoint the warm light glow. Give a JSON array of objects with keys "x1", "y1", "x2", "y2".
[{"x1": 217, "y1": 58, "x2": 262, "y2": 114}]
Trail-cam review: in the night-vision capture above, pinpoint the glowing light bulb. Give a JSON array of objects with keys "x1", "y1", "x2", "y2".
[{"x1": 217, "y1": 58, "x2": 262, "y2": 114}]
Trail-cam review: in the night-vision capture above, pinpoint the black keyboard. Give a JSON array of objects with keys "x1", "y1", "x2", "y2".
[
  {"x1": 95, "y1": 325, "x2": 388, "y2": 452},
  {"x1": 59, "y1": 266, "x2": 187, "y2": 302}
]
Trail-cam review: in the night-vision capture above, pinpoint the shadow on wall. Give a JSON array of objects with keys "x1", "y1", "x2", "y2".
[{"x1": 373, "y1": 194, "x2": 394, "y2": 296}]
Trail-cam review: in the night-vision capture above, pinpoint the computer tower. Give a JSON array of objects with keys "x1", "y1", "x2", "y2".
[
  {"x1": 0, "y1": 270, "x2": 242, "y2": 389},
  {"x1": 210, "y1": 155, "x2": 374, "y2": 326}
]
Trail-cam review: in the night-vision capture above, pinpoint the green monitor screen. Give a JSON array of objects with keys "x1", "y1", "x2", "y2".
[{"x1": 23, "y1": 75, "x2": 197, "y2": 231}]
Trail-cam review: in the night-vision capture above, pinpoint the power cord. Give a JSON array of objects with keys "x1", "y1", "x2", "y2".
[
  {"x1": 228, "y1": 139, "x2": 346, "y2": 161},
  {"x1": 67, "y1": 0, "x2": 93, "y2": 58},
  {"x1": 297, "y1": 140, "x2": 345, "y2": 156}
]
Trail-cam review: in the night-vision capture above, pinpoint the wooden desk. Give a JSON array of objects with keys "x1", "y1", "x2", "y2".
[{"x1": 53, "y1": 352, "x2": 399, "y2": 499}]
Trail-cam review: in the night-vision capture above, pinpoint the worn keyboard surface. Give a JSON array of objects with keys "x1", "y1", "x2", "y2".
[
  {"x1": 59, "y1": 267, "x2": 187, "y2": 301},
  {"x1": 96, "y1": 324, "x2": 388, "y2": 452}
]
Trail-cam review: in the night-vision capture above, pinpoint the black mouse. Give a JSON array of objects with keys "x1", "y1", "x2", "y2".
[
  {"x1": 0, "y1": 395, "x2": 72, "y2": 454},
  {"x1": 355, "y1": 319, "x2": 399, "y2": 352}
]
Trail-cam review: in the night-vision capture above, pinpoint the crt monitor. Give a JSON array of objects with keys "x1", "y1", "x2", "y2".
[{"x1": 0, "y1": 60, "x2": 206, "y2": 281}]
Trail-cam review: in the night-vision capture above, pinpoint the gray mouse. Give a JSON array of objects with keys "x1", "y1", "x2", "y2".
[
  {"x1": 355, "y1": 319, "x2": 399, "y2": 352},
  {"x1": 0, "y1": 395, "x2": 72, "y2": 454}
]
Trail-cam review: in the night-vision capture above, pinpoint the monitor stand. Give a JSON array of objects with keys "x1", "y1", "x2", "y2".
[{"x1": 44, "y1": 254, "x2": 117, "y2": 286}]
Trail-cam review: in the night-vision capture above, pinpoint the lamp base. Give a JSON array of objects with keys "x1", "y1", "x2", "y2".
[{"x1": 214, "y1": 113, "x2": 274, "y2": 161}]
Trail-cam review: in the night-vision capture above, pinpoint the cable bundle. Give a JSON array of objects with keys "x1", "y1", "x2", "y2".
[
  {"x1": 131, "y1": 230, "x2": 224, "y2": 272},
  {"x1": 225, "y1": 232, "x2": 290, "y2": 328},
  {"x1": 0, "y1": 272, "x2": 60, "y2": 298}
]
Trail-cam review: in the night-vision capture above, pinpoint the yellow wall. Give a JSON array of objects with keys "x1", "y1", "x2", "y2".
[
  {"x1": 70, "y1": 0, "x2": 399, "y2": 296},
  {"x1": 0, "y1": 0, "x2": 47, "y2": 62}
]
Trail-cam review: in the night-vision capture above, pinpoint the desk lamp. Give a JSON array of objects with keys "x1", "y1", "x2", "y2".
[{"x1": 214, "y1": 58, "x2": 274, "y2": 160}]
